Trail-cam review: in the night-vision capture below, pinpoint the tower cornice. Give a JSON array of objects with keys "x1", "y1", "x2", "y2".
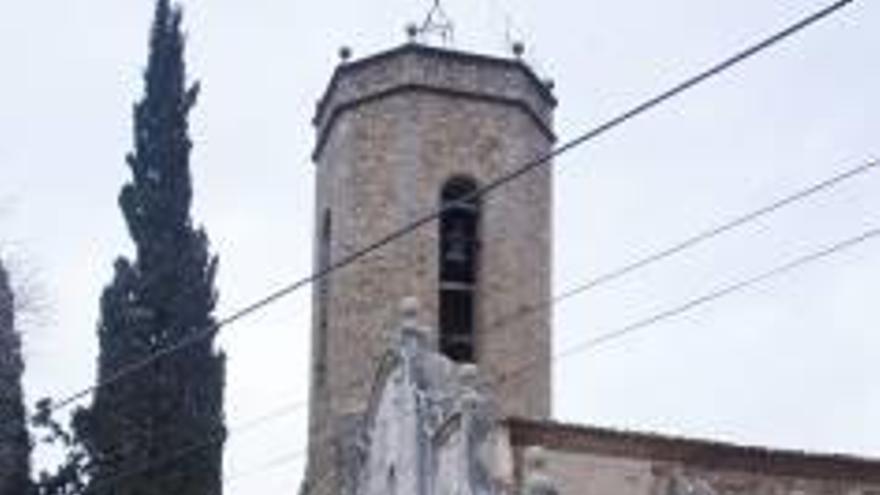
[{"x1": 312, "y1": 43, "x2": 557, "y2": 160}]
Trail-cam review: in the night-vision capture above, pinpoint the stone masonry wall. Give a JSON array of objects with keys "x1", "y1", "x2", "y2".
[
  {"x1": 532, "y1": 449, "x2": 880, "y2": 495},
  {"x1": 509, "y1": 419, "x2": 880, "y2": 495}
]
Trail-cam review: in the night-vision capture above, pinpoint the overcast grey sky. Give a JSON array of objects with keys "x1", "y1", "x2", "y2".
[{"x1": 2, "y1": 0, "x2": 879, "y2": 492}]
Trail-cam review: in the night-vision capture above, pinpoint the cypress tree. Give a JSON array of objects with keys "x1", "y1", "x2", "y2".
[
  {"x1": 85, "y1": 1, "x2": 225, "y2": 493},
  {"x1": 0, "y1": 258, "x2": 32, "y2": 494}
]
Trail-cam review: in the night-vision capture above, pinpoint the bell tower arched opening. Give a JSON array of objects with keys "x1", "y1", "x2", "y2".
[{"x1": 438, "y1": 177, "x2": 480, "y2": 362}]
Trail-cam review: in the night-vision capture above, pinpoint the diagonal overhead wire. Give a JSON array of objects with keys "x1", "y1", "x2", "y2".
[
  {"x1": 302, "y1": 226, "x2": 880, "y2": 495},
  {"x1": 223, "y1": 449, "x2": 307, "y2": 487},
  {"x1": 30, "y1": 0, "x2": 855, "y2": 424},
  {"x1": 80, "y1": 212, "x2": 880, "y2": 493},
  {"x1": 57, "y1": 151, "x2": 877, "y2": 462},
  {"x1": 19, "y1": 158, "x2": 879, "y2": 489},
  {"x1": 79, "y1": 399, "x2": 305, "y2": 494},
  {"x1": 510, "y1": 227, "x2": 880, "y2": 383},
  {"x1": 492, "y1": 158, "x2": 878, "y2": 330}
]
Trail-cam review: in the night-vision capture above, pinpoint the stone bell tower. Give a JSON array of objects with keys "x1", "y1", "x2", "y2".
[{"x1": 303, "y1": 41, "x2": 556, "y2": 494}]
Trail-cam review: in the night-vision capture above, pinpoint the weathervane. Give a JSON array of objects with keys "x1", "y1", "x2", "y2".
[{"x1": 409, "y1": 0, "x2": 455, "y2": 46}]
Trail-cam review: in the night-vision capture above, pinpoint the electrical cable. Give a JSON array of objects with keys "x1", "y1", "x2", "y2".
[
  {"x1": 45, "y1": 152, "x2": 880, "y2": 486},
  {"x1": 87, "y1": 224, "x2": 880, "y2": 493},
  {"x1": 80, "y1": 400, "x2": 306, "y2": 494},
  {"x1": 35, "y1": 0, "x2": 854, "y2": 419},
  {"x1": 505, "y1": 227, "x2": 880, "y2": 384},
  {"x1": 489, "y1": 158, "x2": 878, "y2": 331},
  {"x1": 302, "y1": 226, "x2": 880, "y2": 495}
]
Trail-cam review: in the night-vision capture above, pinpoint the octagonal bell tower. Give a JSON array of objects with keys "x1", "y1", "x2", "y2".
[{"x1": 303, "y1": 42, "x2": 556, "y2": 494}]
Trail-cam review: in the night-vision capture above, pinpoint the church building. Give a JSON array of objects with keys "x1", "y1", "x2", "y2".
[{"x1": 299, "y1": 35, "x2": 880, "y2": 495}]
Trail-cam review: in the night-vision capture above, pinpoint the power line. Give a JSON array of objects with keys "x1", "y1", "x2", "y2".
[
  {"x1": 305, "y1": 226, "x2": 880, "y2": 494},
  {"x1": 91, "y1": 222, "x2": 880, "y2": 494},
  {"x1": 294, "y1": 157, "x2": 880, "y2": 441},
  {"x1": 85, "y1": 394, "x2": 350, "y2": 494},
  {"x1": 81, "y1": 400, "x2": 305, "y2": 494},
  {"x1": 229, "y1": 406, "x2": 423, "y2": 494},
  {"x1": 238, "y1": 156, "x2": 880, "y2": 439},
  {"x1": 506, "y1": 226, "x2": 880, "y2": 385},
  {"x1": 29, "y1": 148, "x2": 878, "y2": 480},
  {"x1": 34, "y1": 0, "x2": 853, "y2": 419},
  {"x1": 490, "y1": 158, "x2": 878, "y2": 330},
  {"x1": 23, "y1": 151, "x2": 879, "y2": 483},
  {"x1": 223, "y1": 449, "x2": 307, "y2": 487},
  {"x1": 222, "y1": 408, "x2": 418, "y2": 494}
]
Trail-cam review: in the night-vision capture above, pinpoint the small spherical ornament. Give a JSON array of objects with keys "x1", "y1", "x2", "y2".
[
  {"x1": 512, "y1": 41, "x2": 525, "y2": 58},
  {"x1": 406, "y1": 23, "x2": 419, "y2": 41},
  {"x1": 339, "y1": 46, "x2": 352, "y2": 62}
]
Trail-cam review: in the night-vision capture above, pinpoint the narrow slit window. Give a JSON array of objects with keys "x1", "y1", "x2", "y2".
[
  {"x1": 317, "y1": 210, "x2": 332, "y2": 385},
  {"x1": 439, "y1": 177, "x2": 479, "y2": 362}
]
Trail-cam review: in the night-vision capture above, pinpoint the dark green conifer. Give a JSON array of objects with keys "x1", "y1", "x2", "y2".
[
  {"x1": 84, "y1": 1, "x2": 225, "y2": 493},
  {"x1": 0, "y1": 259, "x2": 33, "y2": 494}
]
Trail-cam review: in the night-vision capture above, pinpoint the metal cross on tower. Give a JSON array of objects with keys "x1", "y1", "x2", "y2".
[{"x1": 415, "y1": 0, "x2": 455, "y2": 46}]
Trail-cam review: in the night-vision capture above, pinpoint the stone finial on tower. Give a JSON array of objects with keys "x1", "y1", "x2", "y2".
[
  {"x1": 405, "y1": 23, "x2": 419, "y2": 43},
  {"x1": 338, "y1": 46, "x2": 352, "y2": 63},
  {"x1": 512, "y1": 40, "x2": 525, "y2": 59}
]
